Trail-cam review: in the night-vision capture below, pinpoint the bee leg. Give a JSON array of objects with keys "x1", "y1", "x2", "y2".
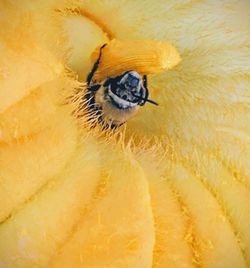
[
  {"x1": 137, "y1": 75, "x2": 149, "y2": 106},
  {"x1": 88, "y1": 84, "x2": 101, "y2": 92},
  {"x1": 130, "y1": 75, "x2": 158, "y2": 106},
  {"x1": 143, "y1": 75, "x2": 149, "y2": 102},
  {"x1": 143, "y1": 75, "x2": 148, "y2": 88},
  {"x1": 86, "y1": 43, "x2": 107, "y2": 85},
  {"x1": 85, "y1": 43, "x2": 106, "y2": 122}
]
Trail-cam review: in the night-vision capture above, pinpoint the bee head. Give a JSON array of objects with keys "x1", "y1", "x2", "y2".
[
  {"x1": 104, "y1": 71, "x2": 144, "y2": 109},
  {"x1": 120, "y1": 71, "x2": 140, "y2": 91}
]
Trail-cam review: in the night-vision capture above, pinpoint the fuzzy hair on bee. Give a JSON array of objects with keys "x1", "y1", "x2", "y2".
[{"x1": 84, "y1": 44, "x2": 159, "y2": 129}]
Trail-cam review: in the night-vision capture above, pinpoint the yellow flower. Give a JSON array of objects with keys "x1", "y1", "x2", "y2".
[{"x1": 0, "y1": 1, "x2": 250, "y2": 267}]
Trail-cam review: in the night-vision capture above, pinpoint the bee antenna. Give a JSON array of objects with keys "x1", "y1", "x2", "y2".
[
  {"x1": 131, "y1": 92, "x2": 159, "y2": 106},
  {"x1": 146, "y1": 98, "x2": 159, "y2": 106}
]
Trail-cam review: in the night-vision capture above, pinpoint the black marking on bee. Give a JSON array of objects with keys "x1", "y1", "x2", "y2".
[{"x1": 84, "y1": 44, "x2": 158, "y2": 129}]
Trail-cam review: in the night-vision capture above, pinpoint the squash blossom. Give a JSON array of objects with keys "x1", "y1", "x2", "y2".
[{"x1": 0, "y1": 1, "x2": 250, "y2": 268}]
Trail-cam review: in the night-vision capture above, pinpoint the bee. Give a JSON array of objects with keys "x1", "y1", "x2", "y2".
[{"x1": 84, "y1": 44, "x2": 158, "y2": 129}]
